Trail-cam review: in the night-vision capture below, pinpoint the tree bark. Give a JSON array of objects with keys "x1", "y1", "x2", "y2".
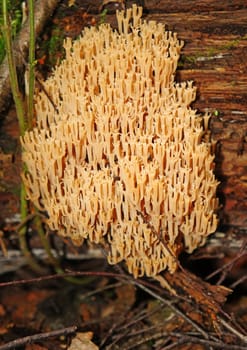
[
  {"x1": 103, "y1": 0, "x2": 247, "y2": 228},
  {"x1": 0, "y1": 0, "x2": 247, "y2": 230}
]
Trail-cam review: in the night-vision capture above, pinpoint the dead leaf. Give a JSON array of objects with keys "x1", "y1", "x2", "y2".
[
  {"x1": 68, "y1": 0, "x2": 75, "y2": 7},
  {"x1": 0, "y1": 326, "x2": 8, "y2": 335},
  {"x1": 0, "y1": 304, "x2": 6, "y2": 317},
  {"x1": 1, "y1": 288, "x2": 54, "y2": 326},
  {"x1": 68, "y1": 332, "x2": 98, "y2": 350}
]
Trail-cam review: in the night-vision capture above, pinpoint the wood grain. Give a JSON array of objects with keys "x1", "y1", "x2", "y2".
[
  {"x1": 140, "y1": 1, "x2": 247, "y2": 228},
  {"x1": 0, "y1": 0, "x2": 246, "y2": 230}
]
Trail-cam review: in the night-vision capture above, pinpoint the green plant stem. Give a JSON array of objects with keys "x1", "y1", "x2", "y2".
[
  {"x1": 3, "y1": 0, "x2": 86, "y2": 280},
  {"x1": 3, "y1": 0, "x2": 44, "y2": 272},
  {"x1": 2, "y1": 0, "x2": 26, "y2": 136},
  {"x1": 19, "y1": 183, "x2": 44, "y2": 272},
  {"x1": 35, "y1": 216, "x2": 96, "y2": 284},
  {"x1": 27, "y1": 0, "x2": 35, "y2": 129},
  {"x1": 34, "y1": 214, "x2": 60, "y2": 267}
]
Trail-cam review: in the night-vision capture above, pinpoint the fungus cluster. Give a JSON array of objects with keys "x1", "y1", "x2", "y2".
[{"x1": 21, "y1": 5, "x2": 219, "y2": 277}]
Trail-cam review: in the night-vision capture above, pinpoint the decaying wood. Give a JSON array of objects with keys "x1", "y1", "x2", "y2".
[
  {"x1": 0, "y1": 3, "x2": 246, "y2": 349},
  {"x1": 0, "y1": 0, "x2": 59, "y2": 115},
  {"x1": 0, "y1": 0, "x2": 246, "y2": 230},
  {"x1": 164, "y1": 268, "x2": 230, "y2": 312},
  {"x1": 97, "y1": 0, "x2": 247, "y2": 229},
  {"x1": 163, "y1": 267, "x2": 247, "y2": 345},
  {"x1": 0, "y1": 326, "x2": 77, "y2": 350},
  {"x1": 143, "y1": 1, "x2": 247, "y2": 229}
]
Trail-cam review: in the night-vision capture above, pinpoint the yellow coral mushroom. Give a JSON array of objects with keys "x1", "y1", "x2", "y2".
[{"x1": 21, "y1": 5, "x2": 219, "y2": 278}]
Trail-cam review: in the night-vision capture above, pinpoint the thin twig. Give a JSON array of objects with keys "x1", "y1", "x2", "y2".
[
  {"x1": 103, "y1": 305, "x2": 164, "y2": 348},
  {"x1": 205, "y1": 240, "x2": 247, "y2": 283},
  {"x1": 219, "y1": 318, "x2": 247, "y2": 343},
  {"x1": 0, "y1": 270, "x2": 130, "y2": 288},
  {"x1": 36, "y1": 76, "x2": 59, "y2": 113},
  {"x1": 169, "y1": 331, "x2": 247, "y2": 350},
  {"x1": 123, "y1": 330, "x2": 247, "y2": 350},
  {"x1": 230, "y1": 275, "x2": 247, "y2": 289},
  {"x1": 15, "y1": 212, "x2": 46, "y2": 232},
  {"x1": 122, "y1": 330, "x2": 169, "y2": 350},
  {"x1": 131, "y1": 278, "x2": 210, "y2": 339},
  {"x1": 158, "y1": 337, "x2": 184, "y2": 350},
  {"x1": 80, "y1": 281, "x2": 123, "y2": 302},
  {"x1": 100, "y1": 311, "x2": 130, "y2": 348},
  {"x1": 0, "y1": 326, "x2": 77, "y2": 350}
]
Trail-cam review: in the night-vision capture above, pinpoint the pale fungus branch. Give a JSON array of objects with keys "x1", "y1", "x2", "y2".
[{"x1": 21, "y1": 5, "x2": 219, "y2": 278}]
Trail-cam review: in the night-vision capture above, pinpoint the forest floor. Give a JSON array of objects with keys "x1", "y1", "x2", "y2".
[{"x1": 0, "y1": 1, "x2": 247, "y2": 349}]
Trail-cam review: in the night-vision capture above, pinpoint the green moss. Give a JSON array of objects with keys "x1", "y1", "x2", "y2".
[
  {"x1": 204, "y1": 35, "x2": 247, "y2": 57},
  {"x1": 37, "y1": 24, "x2": 66, "y2": 69},
  {"x1": 98, "y1": 9, "x2": 108, "y2": 26},
  {"x1": 178, "y1": 53, "x2": 199, "y2": 66},
  {"x1": 221, "y1": 39, "x2": 240, "y2": 50},
  {"x1": 179, "y1": 35, "x2": 246, "y2": 68},
  {"x1": 47, "y1": 27, "x2": 65, "y2": 65}
]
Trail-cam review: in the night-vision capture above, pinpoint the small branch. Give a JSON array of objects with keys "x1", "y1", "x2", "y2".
[
  {"x1": 161, "y1": 332, "x2": 247, "y2": 350},
  {"x1": 15, "y1": 212, "x2": 47, "y2": 232},
  {"x1": 0, "y1": 326, "x2": 77, "y2": 350},
  {"x1": 36, "y1": 76, "x2": 59, "y2": 113},
  {"x1": 205, "y1": 240, "x2": 247, "y2": 283},
  {"x1": 131, "y1": 278, "x2": 210, "y2": 340},
  {"x1": 219, "y1": 318, "x2": 247, "y2": 343},
  {"x1": 0, "y1": 270, "x2": 131, "y2": 288},
  {"x1": 230, "y1": 275, "x2": 247, "y2": 289}
]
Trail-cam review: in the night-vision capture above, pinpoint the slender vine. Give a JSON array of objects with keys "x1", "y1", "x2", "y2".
[
  {"x1": 27, "y1": 0, "x2": 35, "y2": 129},
  {"x1": 1, "y1": 1, "x2": 92, "y2": 280},
  {"x1": 2, "y1": 0, "x2": 43, "y2": 272},
  {"x1": 2, "y1": 0, "x2": 26, "y2": 135}
]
